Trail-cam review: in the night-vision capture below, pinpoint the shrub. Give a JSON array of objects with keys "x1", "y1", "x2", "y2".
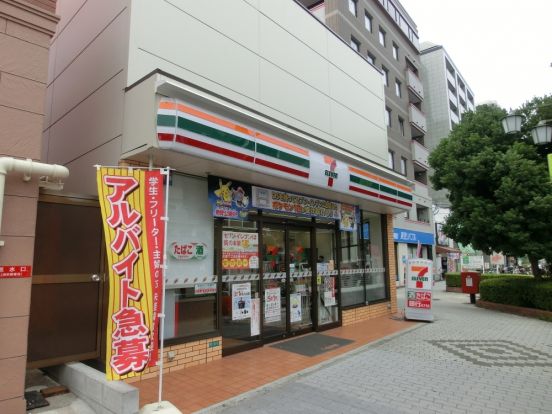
[
  {"x1": 445, "y1": 272, "x2": 528, "y2": 288},
  {"x1": 479, "y1": 277, "x2": 552, "y2": 311}
]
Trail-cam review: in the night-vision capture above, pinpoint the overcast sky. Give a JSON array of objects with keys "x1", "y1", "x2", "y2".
[{"x1": 399, "y1": 0, "x2": 552, "y2": 110}]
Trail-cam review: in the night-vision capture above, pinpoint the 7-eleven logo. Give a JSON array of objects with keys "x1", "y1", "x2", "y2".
[
  {"x1": 411, "y1": 265, "x2": 429, "y2": 288},
  {"x1": 323, "y1": 156, "x2": 338, "y2": 187}
]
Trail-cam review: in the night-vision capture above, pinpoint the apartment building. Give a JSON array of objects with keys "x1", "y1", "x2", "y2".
[
  {"x1": 419, "y1": 42, "x2": 475, "y2": 275},
  {"x1": 301, "y1": 0, "x2": 435, "y2": 285}
]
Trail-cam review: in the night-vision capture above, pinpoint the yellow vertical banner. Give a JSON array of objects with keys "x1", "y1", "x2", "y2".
[{"x1": 97, "y1": 167, "x2": 164, "y2": 380}]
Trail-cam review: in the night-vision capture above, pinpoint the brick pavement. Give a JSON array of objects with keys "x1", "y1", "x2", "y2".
[{"x1": 204, "y1": 282, "x2": 552, "y2": 414}]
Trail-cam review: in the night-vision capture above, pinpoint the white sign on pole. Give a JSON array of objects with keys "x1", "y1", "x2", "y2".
[{"x1": 404, "y1": 258, "x2": 434, "y2": 322}]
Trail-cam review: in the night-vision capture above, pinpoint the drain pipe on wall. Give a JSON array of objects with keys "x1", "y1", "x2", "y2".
[{"x1": 0, "y1": 157, "x2": 69, "y2": 247}]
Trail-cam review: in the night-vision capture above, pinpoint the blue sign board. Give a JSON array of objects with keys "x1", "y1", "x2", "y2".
[{"x1": 393, "y1": 227, "x2": 434, "y2": 245}]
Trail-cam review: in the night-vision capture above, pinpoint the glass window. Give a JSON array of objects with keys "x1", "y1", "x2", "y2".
[
  {"x1": 340, "y1": 229, "x2": 363, "y2": 307},
  {"x1": 348, "y1": 0, "x2": 357, "y2": 16},
  {"x1": 364, "y1": 12, "x2": 372, "y2": 32},
  {"x1": 392, "y1": 43, "x2": 399, "y2": 60},
  {"x1": 165, "y1": 174, "x2": 216, "y2": 340},
  {"x1": 366, "y1": 52, "x2": 375, "y2": 65},
  {"x1": 399, "y1": 117, "x2": 405, "y2": 136},
  {"x1": 385, "y1": 107, "x2": 392, "y2": 127},
  {"x1": 382, "y1": 66, "x2": 389, "y2": 86},
  {"x1": 316, "y1": 228, "x2": 339, "y2": 325},
  {"x1": 379, "y1": 27, "x2": 386, "y2": 47},
  {"x1": 388, "y1": 150, "x2": 394, "y2": 169},
  {"x1": 361, "y1": 212, "x2": 386, "y2": 302},
  {"x1": 400, "y1": 157, "x2": 407, "y2": 175},
  {"x1": 395, "y1": 79, "x2": 401, "y2": 98},
  {"x1": 350, "y1": 36, "x2": 360, "y2": 52}
]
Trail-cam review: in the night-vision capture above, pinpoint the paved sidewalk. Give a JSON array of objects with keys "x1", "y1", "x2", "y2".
[{"x1": 207, "y1": 282, "x2": 552, "y2": 414}]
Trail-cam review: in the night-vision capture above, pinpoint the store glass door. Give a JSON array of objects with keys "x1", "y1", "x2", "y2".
[
  {"x1": 316, "y1": 228, "x2": 340, "y2": 327},
  {"x1": 262, "y1": 224, "x2": 313, "y2": 340}
]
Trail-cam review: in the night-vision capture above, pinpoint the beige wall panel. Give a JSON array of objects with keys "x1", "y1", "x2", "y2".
[
  {"x1": 53, "y1": 0, "x2": 129, "y2": 79},
  {"x1": 54, "y1": 0, "x2": 86, "y2": 35},
  {"x1": 130, "y1": 4, "x2": 260, "y2": 102},
  {"x1": 0, "y1": 396, "x2": 25, "y2": 413},
  {"x1": 0, "y1": 356, "x2": 26, "y2": 401},
  {"x1": 0, "y1": 278, "x2": 31, "y2": 319},
  {"x1": 0, "y1": 235, "x2": 34, "y2": 263},
  {"x1": 259, "y1": 59, "x2": 331, "y2": 135},
  {"x1": 258, "y1": 0, "x2": 327, "y2": 57},
  {"x1": 0, "y1": 16, "x2": 6, "y2": 32},
  {"x1": 0, "y1": 33, "x2": 48, "y2": 82},
  {"x1": 49, "y1": 9, "x2": 129, "y2": 124},
  {"x1": 62, "y1": 136, "x2": 122, "y2": 196},
  {"x1": 259, "y1": 14, "x2": 329, "y2": 94},
  {"x1": 0, "y1": 72, "x2": 46, "y2": 114},
  {"x1": 328, "y1": 64, "x2": 384, "y2": 125},
  {"x1": 0, "y1": 316, "x2": 28, "y2": 359},
  {"x1": 0, "y1": 195, "x2": 38, "y2": 237},
  {"x1": 122, "y1": 74, "x2": 156, "y2": 154},
  {"x1": 0, "y1": 106, "x2": 43, "y2": 160},
  {"x1": 6, "y1": 20, "x2": 50, "y2": 48},
  {"x1": 329, "y1": 101, "x2": 387, "y2": 165},
  {"x1": 47, "y1": 70, "x2": 125, "y2": 165},
  {"x1": 3, "y1": 175, "x2": 39, "y2": 198}
]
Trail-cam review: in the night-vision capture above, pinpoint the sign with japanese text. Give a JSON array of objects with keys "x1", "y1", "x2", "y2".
[
  {"x1": 232, "y1": 282, "x2": 251, "y2": 320},
  {"x1": 170, "y1": 241, "x2": 207, "y2": 260},
  {"x1": 194, "y1": 282, "x2": 217, "y2": 295},
  {"x1": 339, "y1": 203, "x2": 358, "y2": 232},
  {"x1": 264, "y1": 287, "x2": 281, "y2": 323},
  {"x1": 405, "y1": 259, "x2": 433, "y2": 322},
  {"x1": 0, "y1": 265, "x2": 31, "y2": 278},
  {"x1": 208, "y1": 176, "x2": 252, "y2": 220},
  {"x1": 97, "y1": 167, "x2": 165, "y2": 380},
  {"x1": 222, "y1": 231, "x2": 259, "y2": 270}
]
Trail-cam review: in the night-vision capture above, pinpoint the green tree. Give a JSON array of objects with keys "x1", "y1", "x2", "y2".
[{"x1": 429, "y1": 95, "x2": 552, "y2": 279}]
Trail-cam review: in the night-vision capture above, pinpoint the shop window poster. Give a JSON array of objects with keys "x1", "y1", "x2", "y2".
[
  {"x1": 339, "y1": 203, "x2": 359, "y2": 232},
  {"x1": 264, "y1": 287, "x2": 281, "y2": 323},
  {"x1": 208, "y1": 176, "x2": 252, "y2": 220},
  {"x1": 232, "y1": 282, "x2": 251, "y2": 320},
  {"x1": 222, "y1": 231, "x2": 259, "y2": 270},
  {"x1": 290, "y1": 293, "x2": 302, "y2": 323}
]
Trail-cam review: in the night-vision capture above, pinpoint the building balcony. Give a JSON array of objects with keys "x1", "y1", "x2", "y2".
[
  {"x1": 406, "y1": 68, "x2": 424, "y2": 104},
  {"x1": 409, "y1": 104, "x2": 427, "y2": 138},
  {"x1": 448, "y1": 89, "x2": 458, "y2": 108},
  {"x1": 446, "y1": 70, "x2": 456, "y2": 88},
  {"x1": 411, "y1": 139, "x2": 429, "y2": 169},
  {"x1": 450, "y1": 110, "x2": 459, "y2": 125},
  {"x1": 458, "y1": 87, "x2": 466, "y2": 102},
  {"x1": 414, "y1": 180, "x2": 429, "y2": 198}
]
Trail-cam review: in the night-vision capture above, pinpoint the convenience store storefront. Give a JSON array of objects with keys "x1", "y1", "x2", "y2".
[{"x1": 147, "y1": 95, "x2": 414, "y2": 360}]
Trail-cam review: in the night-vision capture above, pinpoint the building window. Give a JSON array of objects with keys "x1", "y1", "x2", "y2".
[
  {"x1": 348, "y1": 0, "x2": 357, "y2": 16},
  {"x1": 400, "y1": 157, "x2": 407, "y2": 175},
  {"x1": 392, "y1": 43, "x2": 399, "y2": 60},
  {"x1": 385, "y1": 108, "x2": 392, "y2": 128},
  {"x1": 398, "y1": 117, "x2": 405, "y2": 136},
  {"x1": 388, "y1": 149, "x2": 394, "y2": 169},
  {"x1": 395, "y1": 79, "x2": 402, "y2": 98},
  {"x1": 350, "y1": 36, "x2": 360, "y2": 52},
  {"x1": 340, "y1": 212, "x2": 387, "y2": 306},
  {"x1": 382, "y1": 66, "x2": 389, "y2": 86},
  {"x1": 366, "y1": 52, "x2": 375, "y2": 65},
  {"x1": 165, "y1": 174, "x2": 217, "y2": 341},
  {"x1": 378, "y1": 27, "x2": 386, "y2": 47},
  {"x1": 364, "y1": 12, "x2": 372, "y2": 32}
]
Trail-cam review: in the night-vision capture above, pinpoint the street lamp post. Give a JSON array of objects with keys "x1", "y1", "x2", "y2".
[{"x1": 501, "y1": 114, "x2": 552, "y2": 180}]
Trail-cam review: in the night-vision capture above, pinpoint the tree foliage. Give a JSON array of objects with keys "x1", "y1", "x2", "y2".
[{"x1": 429, "y1": 95, "x2": 552, "y2": 277}]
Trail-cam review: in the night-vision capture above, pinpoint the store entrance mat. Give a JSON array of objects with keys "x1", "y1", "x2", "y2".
[{"x1": 270, "y1": 333, "x2": 354, "y2": 357}]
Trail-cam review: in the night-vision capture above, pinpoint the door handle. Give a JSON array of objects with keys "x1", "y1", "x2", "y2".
[{"x1": 91, "y1": 274, "x2": 100, "y2": 282}]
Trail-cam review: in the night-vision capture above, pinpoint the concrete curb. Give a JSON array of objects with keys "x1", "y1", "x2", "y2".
[{"x1": 197, "y1": 322, "x2": 425, "y2": 413}]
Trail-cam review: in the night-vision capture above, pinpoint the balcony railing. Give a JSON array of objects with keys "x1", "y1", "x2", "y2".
[
  {"x1": 409, "y1": 104, "x2": 427, "y2": 137},
  {"x1": 448, "y1": 89, "x2": 458, "y2": 107},
  {"x1": 406, "y1": 68, "x2": 424, "y2": 103},
  {"x1": 414, "y1": 180, "x2": 429, "y2": 198},
  {"x1": 411, "y1": 140, "x2": 429, "y2": 169},
  {"x1": 446, "y1": 70, "x2": 456, "y2": 88},
  {"x1": 450, "y1": 110, "x2": 459, "y2": 125}
]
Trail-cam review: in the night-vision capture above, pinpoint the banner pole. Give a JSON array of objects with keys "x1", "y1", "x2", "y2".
[{"x1": 157, "y1": 167, "x2": 171, "y2": 408}]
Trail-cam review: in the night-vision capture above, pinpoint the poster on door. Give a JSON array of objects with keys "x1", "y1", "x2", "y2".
[
  {"x1": 222, "y1": 231, "x2": 259, "y2": 270},
  {"x1": 323, "y1": 276, "x2": 336, "y2": 306},
  {"x1": 250, "y1": 298, "x2": 260, "y2": 336},
  {"x1": 290, "y1": 293, "x2": 302, "y2": 323},
  {"x1": 232, "y1": 283, "x2": 251, "y2": 320},
  {"x1": 264, "y1": 287, "x2": 281, "y2": 322}
]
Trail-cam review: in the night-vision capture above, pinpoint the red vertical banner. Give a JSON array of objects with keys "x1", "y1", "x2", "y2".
[{"x1": 144, "y1": 170, "x2": 165, "y2": 367}]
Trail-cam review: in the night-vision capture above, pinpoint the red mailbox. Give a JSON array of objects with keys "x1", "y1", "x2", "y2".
[{"x1": 461, "y1": 271, "x2": 480, "y2": 304}]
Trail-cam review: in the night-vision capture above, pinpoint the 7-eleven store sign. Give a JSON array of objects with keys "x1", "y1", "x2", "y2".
[{"x1": 405, "y1": 259, "x2": 434, "y2": 322}]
